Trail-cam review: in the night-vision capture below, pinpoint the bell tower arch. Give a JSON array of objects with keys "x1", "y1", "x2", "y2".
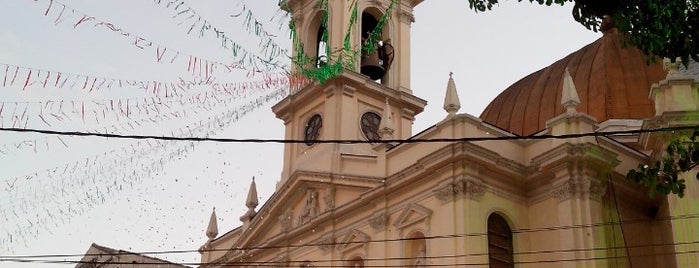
[{"x1": 274, "y1": 0, "x2": 426, "y2": 187}]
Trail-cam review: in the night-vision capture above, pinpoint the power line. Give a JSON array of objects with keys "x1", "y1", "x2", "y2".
[
  {"x1": 2, "y1": 247, "x2": 698, "y2": 267},
  {"x1": 4, "y1": 212, "x2": 698, "y2": 259},
  {"x1": 1, "y1": 124, "x2": 697, "y2": 144}
]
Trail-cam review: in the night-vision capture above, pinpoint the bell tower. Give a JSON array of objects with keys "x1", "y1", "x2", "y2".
[{"x1": 274, "y1": 0, "x2": 426, "y2": 187}]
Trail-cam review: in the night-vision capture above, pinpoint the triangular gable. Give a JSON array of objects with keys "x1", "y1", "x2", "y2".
[
  {"x1": 336, "y1": 229, "x2": 369, "y2": 252},
  {"x1": 393, "y1": 203, "x2": 432, "y2": 230}
]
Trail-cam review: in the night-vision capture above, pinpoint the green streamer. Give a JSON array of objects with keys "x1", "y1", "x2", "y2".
[{"x1": 288, "y1": 0, "x2": 394, "y2": 84}]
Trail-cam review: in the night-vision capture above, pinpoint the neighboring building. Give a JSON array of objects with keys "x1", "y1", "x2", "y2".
[
  {"x1": 76, "y1": 243, "x2": 188, "y2": 268},
  {"x1": 199, "y1": 0, "x2": 699, "y2": 267}
]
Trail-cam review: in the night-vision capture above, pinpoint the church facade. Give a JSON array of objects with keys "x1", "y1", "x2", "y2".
[{"x1": 198, "y1": 0, "x2": 699, "y2": 267}]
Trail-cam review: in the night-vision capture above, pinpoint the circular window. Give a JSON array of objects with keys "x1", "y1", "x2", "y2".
[
  {"x1": 360, "y1": 112, "x2": 381, "y2": 141},
  {"x1": 304, "y1": 114, "x2": 323, "y2": 146}
]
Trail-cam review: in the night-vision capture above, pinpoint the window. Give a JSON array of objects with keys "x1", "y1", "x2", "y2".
[
  {"x1": 304, "y1": 114, "x2": 323, "y2": 146},
  {"x1": 300, "y1": 260, "x2": 315, "y2": 267},
  {"x1": 315, "y1": 25, "x2": 328, "y2": 68},
  {"x1": 348, "y1": 256, "x2": 364, "y2": 267},
  {"x1": 360, "y1": 112, "x2": 381, "y2": 141},
  {"x1": 487, "y1": 213, "x2": 514, "y2": 268}
]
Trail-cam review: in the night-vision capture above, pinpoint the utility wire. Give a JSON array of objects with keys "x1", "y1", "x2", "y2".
[
  {"x1": 1, "y1": 125, "x2": 697, "y2": 144},
  {"x1": 2, "y1": 248, "x2": 698, "y2": 266},
  {"x1": 4, "y1": 212, "x2": 698, "y2": 259}
]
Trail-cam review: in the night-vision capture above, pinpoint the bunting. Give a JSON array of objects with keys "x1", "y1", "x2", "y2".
[
  {"x1": 0, "y1": 87, "x2": 287, "y2": 251},
  {"x1": 29, "y1": 0, "x2": 288, "y2": 76}
]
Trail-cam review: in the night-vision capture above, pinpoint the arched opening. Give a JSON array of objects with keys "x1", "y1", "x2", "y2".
[
  {"x1": 487, "y1": 213, "x2": 514, "y2": 268},
  {"x1": 315, "y1": 20, "x2": 328, "y2": 68},
  {"x1": 303, "y1": 11, "x2": 329, "y2": 69},
  {"x1": 299, "y1": 260, "x2": 315, "y2": 267},
  {"x1": 347, "y1": 256, "x2": 364, "y2": 267},
  {"x1": 360, "y1": 8, "x2": 393, "y2": 84},
  {"x1": 406, "y1": 230, "x2": 427, "y2": 267}
]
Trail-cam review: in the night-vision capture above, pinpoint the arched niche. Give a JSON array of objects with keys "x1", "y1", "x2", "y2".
[
  {"x1": 487, "y1": 212, "x2": 514, "y2": 268},
  {"x1": 301, "y1": 9, "x2": 331, "y2": 69},
  {"x1": 359, "y1": 5, "x2": 393, "y2": 85},
  {"x1": 405, "y1": 230, "x2": 427, "y2": 267}
]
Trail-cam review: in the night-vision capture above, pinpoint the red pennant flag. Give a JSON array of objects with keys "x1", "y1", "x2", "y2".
[
  {"x1": 22, "y1": 70, "x2": 32, "y2": 90},
  {"x1": 43, "y1": 71, "x2": 50, "y2": 88},
  {"x1": 54, "y1": 72, "x2": 61, "y2": 87}
]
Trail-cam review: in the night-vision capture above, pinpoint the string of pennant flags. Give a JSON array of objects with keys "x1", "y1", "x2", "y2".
[
  {"x1": 151, "y1": 0, "x2": 290, "y2": 64},
  {"x1": 0, "y1": 74, "x2": 306, "y2": 155},
  {"x1": 0, "y1": 90, "x2": 249, "y2": 155},
  {"x1": 0, "y1": 87, "x2": 287, "y2": 251},
  {"x1": 0, "y1": 0, "x2": 304, "y2": 254},
  {"x1": 0, "y1": 61, "x2": 296, "y2": 94},
  {"x1": 29, "y1": 0, "x2": 289, "y2": 78}
]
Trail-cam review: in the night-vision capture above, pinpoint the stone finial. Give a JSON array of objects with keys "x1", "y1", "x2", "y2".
[
  {"x1": 379, "y1": 98, "x2": 395, "y2": 140},
  {"x1": 240, "y1": 177, "x2": 258, "y2": 223},
  {"x1": 443, "y1": 72, "x2": 461, "y2": 117},
  {"x1": 206, "y1": 207, "x2": 218, "y2": 240},
  {"x1": 663, "y1": 57, "x2": 681, "y2": 78},
  {"x1": 561, "y1": 67, "x2": 581, "y2": 114}
]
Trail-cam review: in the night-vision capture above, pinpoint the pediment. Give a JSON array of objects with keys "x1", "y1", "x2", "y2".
[
  {"x1": 213, "y1": 173, "x2": 380, "y2": 263},
  {"x1": 336, "y1": 229, "x2": 369, "y2": 252},
  {"x1": 393, "y1": 203, "x2": 432, "y2": 230}
]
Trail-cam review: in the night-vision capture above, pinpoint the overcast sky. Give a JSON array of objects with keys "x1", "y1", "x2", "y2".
[{"x1": 0, "y1": 0, "x2": 599, "y2": 267}]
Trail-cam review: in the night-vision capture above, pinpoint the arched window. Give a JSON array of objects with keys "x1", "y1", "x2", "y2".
[
  {"x1": 315, "y1": 23, "x2": 328, "y2": 68},
  {"x1": 299, "y1": 260, "x2": 315, "y2": 267},
  {"x1": 406, "y1": 231, "x2": 427, "y2": 267},
  {"x1": 348, "y1": 256, "x2": 364, "y2": 267},
  {"x1": 487, "y1": 213, "x2": 514, "y2": 268},
  {"x1": 359, "y1": 9, "x2": 393, "y2": 84}
]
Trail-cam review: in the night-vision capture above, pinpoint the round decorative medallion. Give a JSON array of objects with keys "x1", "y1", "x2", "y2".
[
  {"x1": 304, "y1": 114, "x2": 323, "y2": 145},
  {"x1": 360, "y1": 112, "x2": 381, "y2": 141}
]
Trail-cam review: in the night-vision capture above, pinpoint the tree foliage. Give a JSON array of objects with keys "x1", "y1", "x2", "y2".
[
  {"x1": 467, "y1": 0, "x2": 699, "y2": 65},
  {"x1": 626, "y1": 129, "x2": 699, "y2": 198}
]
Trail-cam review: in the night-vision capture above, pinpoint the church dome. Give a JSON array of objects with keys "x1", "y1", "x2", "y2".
[{"x1": 479, "y1": 32, "x2": 667, "y2": 136}]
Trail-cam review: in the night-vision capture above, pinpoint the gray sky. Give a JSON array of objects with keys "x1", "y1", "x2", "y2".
[{"x1": 0, "y1": 0, "x2": 599, "y2": 266}]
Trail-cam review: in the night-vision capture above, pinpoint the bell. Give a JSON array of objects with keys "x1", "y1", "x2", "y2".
[{"x1": 361, "y1": 51, "x2": 385, "y2": 80}]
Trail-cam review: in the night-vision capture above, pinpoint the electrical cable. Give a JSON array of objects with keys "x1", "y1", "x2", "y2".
[
  {"x1": 3, "y1": 212, "x2": 698, "y2": 260},
  {"x1": 2, "y1": 247, "x2": 698, "y2": 267},
  {"x1": 1, "y1": 124, "x2": 697, "y2": 144}
]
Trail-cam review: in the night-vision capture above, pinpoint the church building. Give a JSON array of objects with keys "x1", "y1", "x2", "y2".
[{"x1": 198, "y1": 0, "x2": 699, "y2": 267}]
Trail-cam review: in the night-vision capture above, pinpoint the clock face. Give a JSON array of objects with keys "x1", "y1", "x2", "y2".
[
  {"x1": 304, "y1": 114, "x2": 323, "y2": 145},
  {"x1": 360, "y1": 112, "x2": 381, "y2": 141}
]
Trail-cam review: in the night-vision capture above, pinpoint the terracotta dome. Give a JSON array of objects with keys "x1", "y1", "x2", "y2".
[{"x1": 479, "y1": 32, "x2": 667, "y2": 136}]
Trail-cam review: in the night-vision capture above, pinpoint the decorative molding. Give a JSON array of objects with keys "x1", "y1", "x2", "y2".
[
  {"x1": 370, "y1": 0, "x2": 388, "y2": 9},
  {"x1": 317, "y1": 234, "x2": 335, "y2": 253},
  {"x1": 398, "y1": 8, "x2": 415, "y2": 23},
  {"x1": 433, "y1": 178, "x2": 486, "y2": 202},
  {"x1": 271, "y1": 254, "x2": 290, "y2": 268},
  {"x1": 551, "y1": 178, "x2": 606, "y2": 201},
  {"x1": 298, "y1": 189, "x2": 320, "y2": 225},
  {"x1": 279, "y1": 209, "x2": 293, "y2": 232},
  {"x1": 323, "y1": 186, "x2": 335, "y2": 212},
  {"x1": 336, "y1": 229, "x2": 369, "y2": 253},
  {"x1": 368, "y1": 211, "x2": 389, "y2": 231},
  {"x1": 393, "y1": 203, "x2": 432, "y2": 230}
]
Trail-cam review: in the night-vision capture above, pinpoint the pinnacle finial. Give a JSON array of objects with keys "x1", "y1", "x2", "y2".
[
  {"x1": 379, "y1": 98, "x2": 395, "y2": 140},
  {"x1": 245, "y1": 176, "x2": 258, "y2": 209},
  {"x1": 561, "y1": 67, "x2": 581, "y2": 114},
  {"x1": 240, "y1": 176, "x2": 258, "y2": 224},
  {"x1": 443, "y1": 72, "x2": 461, "y2": 117},
  {"x1": 206, "y1": 207, "x2": 218, "y2": 240}
]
